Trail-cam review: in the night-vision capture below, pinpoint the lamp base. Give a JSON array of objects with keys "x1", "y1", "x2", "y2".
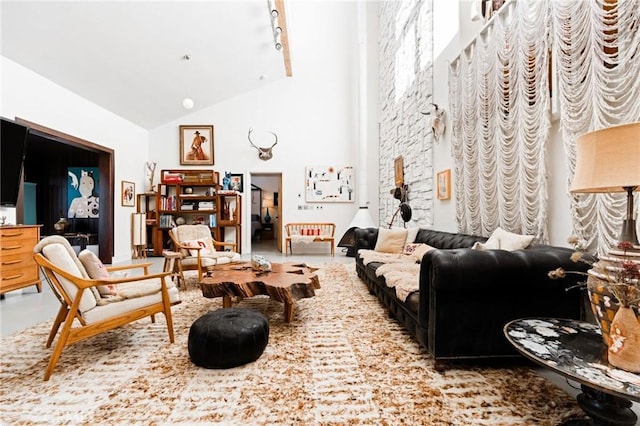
[{"x1": 619, "y1": 219, "x2": 639, "y2": 246}]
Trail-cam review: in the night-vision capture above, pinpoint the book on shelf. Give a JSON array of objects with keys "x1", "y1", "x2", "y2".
[
  {"x1": 217, "y1": 190, "x2": 238, "y2": 195},
  {"x1": 209, "y1": 213, "x2": 217, "y2": 227}
]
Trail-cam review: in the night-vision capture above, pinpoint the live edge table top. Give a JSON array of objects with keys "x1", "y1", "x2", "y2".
[{"x1": 199, "y1": 262, "x2": 320, "y2": 322}]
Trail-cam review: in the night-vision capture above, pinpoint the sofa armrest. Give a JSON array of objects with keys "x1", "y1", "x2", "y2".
[{"x1": 354, "y1": 227, "x2": 379, "y2": 252}]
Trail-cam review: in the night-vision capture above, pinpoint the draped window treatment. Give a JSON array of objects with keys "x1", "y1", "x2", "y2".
[{"x1": 449, "y1": 0, "x2": 640, "y2": 253}]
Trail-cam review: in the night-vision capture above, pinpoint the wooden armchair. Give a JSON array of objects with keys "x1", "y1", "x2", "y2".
[
  {"x1": 33, "y1": 236, "x2": 180, "y2": 381},
  {"x1": 169, "y1": 224, "x2": 241, "y2": 282}
]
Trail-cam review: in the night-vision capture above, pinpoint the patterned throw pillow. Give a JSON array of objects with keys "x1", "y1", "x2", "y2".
[
  {"x1": 78, "y1": 249, "x2": 117, "y2": 296},
  {"x1": 403, "y1": 243, "x2": 422, "y2": 255},
  {"x1": 184, "y1": 238, "x2": 215, "y2": 256}
]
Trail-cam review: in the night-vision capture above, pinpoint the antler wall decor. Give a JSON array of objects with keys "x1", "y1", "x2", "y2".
[{"x1": 248, "y1": 128, "x2": 278, "y2": 161}]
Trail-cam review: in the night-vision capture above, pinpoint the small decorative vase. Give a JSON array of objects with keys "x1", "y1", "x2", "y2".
[
  {"x1": 53, "y1": 217, "x2": 68, "y2": 234},
  {"x1": 608, "y1": 306, "x2": 640, "y2": 373},
  {"x1": 264, "y1": 208, "x2": 271, "y2": 223}
]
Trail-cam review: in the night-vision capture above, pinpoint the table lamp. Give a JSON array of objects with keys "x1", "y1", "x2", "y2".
[{"x1": 570, "y1": 122, "x2": 640, "y2": 245}]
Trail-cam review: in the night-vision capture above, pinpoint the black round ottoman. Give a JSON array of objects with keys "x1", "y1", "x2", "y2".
[{"x1": 188, "y1": 308, "x2": 269, "y2": 369}]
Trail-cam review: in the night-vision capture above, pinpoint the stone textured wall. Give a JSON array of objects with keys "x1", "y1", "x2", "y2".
[{"x1": 377, "y1": 0, "x2": 434, "y2": 228}]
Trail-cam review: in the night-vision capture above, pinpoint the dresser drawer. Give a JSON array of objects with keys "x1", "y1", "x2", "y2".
[
  {"x1": 0, "y1": 264, "x2": 39, "y2": 289},
  {"x1": 0, "y1": 225, "x2": 41, "y2": 294},
  {"x1": 0, "y1": 251, "x2": 36, "y2": 271}
]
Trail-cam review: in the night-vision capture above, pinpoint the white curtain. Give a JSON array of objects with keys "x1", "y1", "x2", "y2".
[{"x1": 450, "y1": 0, "x2": 640, "y2": 252}]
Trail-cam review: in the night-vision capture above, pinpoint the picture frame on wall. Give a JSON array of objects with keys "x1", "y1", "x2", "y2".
[
  {"x1": 121, "y1": 181, "x2": 135, "y2": 207},
  {"x1": 437, "y1": 169, "x2": 451, "y2": 200},
  {"x1": 394, "y1": 156, "x2": 404, "y2": 187},
  {"x1": 229, "y1": 174, "x2": 244, "y2": 192},
  {"x1": 179, "y1": 125, "x2": 214, "y2": 165}
]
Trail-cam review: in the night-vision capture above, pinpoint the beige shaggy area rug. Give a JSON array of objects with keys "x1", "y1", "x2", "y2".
[{"x1": 0, "y1": 264, "x2": 585, "y2": 425}]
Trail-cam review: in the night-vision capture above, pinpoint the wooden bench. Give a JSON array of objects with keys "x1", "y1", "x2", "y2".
[{"x1": 285, "y1": 223, "x2": 335, "y2": 256}]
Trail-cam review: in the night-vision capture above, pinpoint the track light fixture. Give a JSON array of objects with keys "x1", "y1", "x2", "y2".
[{"x1": 268, "y1": 0, "x2": 282, "y2": 51}]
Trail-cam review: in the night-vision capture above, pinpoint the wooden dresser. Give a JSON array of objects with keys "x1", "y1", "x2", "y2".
[{"x1": 0, "y1": 225, "x2": 42, "y2": 295}]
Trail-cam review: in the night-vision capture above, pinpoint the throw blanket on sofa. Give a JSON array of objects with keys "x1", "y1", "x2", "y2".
[
  {"x1": 375, "y1": 262, "x2": 421, "y2": 302},
  {"x1": 358, "y1": 250, "x2": 420, "y2": 301}
]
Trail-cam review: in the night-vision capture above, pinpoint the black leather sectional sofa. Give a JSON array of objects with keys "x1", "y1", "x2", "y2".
[{"x1": 354, "y1": 227, "x2": 589, "y2": 369}]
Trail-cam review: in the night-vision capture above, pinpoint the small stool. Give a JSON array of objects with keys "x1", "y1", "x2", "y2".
[
  {"x1": 162, "y1": 250, "x2": 185, "y2": 289},
  {"x1": 188, "y1": 308, "x2": 269, "y2": 369}
]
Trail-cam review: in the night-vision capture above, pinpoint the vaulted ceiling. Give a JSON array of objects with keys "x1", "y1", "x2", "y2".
[{"x1": 1, "y1": 1, "x2": 289, "y2": 129}]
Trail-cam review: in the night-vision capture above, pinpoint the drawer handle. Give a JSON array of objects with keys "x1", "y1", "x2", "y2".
[
  {"x1": 1, "y1": 245, "x2": 23, "y2": 251},
  {"x1": 1, "y1": 259, "x2": 23, "y2": 266},
  {"x1": 0, "y1": 232, "x2": 24, "y2": 238},
  {"x1": 3, "y1": 273, "x2": 24, "y2": 281}
]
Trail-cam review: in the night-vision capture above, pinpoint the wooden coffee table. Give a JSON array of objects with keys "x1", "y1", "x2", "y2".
[{"x1": 199, "y1": 262, "x2": 320, "y2": 322}]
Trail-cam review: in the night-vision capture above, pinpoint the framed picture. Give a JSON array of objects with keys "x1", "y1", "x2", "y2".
[
  {"x1": 121, "y1": 181, "x2": 135, "y2": 207},
  {"x1": 305, "y1": 165, "x2": 354, "y2": 202},
  {"x1": 67, "y1": 167, "x2": 100, "y2": 218},
  {"x1": 229, "y1": 173, "x2": 244, "y2": 192},
  {"x1": 437, "y1": 169, "x2": 451, "y2": 200},
  {"x1": 394, "y1": 156, "x2": 404, "y2": 187},
  {"x1": 180, "y1": 125, "x2": 214, "y2": 165}
]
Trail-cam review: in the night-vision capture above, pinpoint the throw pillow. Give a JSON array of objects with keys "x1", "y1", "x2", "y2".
[
  {"x1": 472, "y1": 239, "x2": 500, "y2": 251},
  {"x1": 78, "y1": 249, "x2": 117, "y2": 296},
  {"x1": 411, "y1": 243, "x2": 435, "y2": 262},
  {"x1": 374, "y1": 227, "x2": 408, "y2": 254},
  {"x1": 184, "y1": 238, "x2": 215, "y2": 256},
  {"x1": 491, "y1": 227, "x2": 535, "y2": 251},
  {"x1": 403, "y1": 243, "x2": 422, "y2": 255},
  {"x1": 405, "y1": 227, "x2": 420, "y2": 244}
]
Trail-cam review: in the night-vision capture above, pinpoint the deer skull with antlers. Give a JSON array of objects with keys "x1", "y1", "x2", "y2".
[{"x1": 248, "y1": 128, "x2": 278, "y2": 161}]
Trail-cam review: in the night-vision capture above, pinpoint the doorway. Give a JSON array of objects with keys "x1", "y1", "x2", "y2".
[{"x1": 249, "y1": 173, "x2": 282, "y2": 254}]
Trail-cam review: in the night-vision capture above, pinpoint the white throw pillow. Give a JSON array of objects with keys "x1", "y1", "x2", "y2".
[
  {"x1": 374, "y1": 228, "x2": 408, "y2": 254},
  {"x1": 487, "y1": 227, "x2": 534, "y2": 251},
  {"x1": 405, "y1": 227, "x2": 420, "y2": 244},
  {"x1": 472, "y1": 239, "x2": 500, "y2": 251}
]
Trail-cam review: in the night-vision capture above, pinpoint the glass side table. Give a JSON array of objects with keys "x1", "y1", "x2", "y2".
[{"x1": 504, "y1": 318, "x2": 640, "y2": 426}]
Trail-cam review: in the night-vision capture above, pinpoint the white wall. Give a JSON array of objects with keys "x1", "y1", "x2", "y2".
[
  {"x1": 431, "y1": 0, "x2": 573, "y2": 246},
  {"x1": 148, "y1": 1, "x2": 378, "y2": 253},
  {"x1": 1, "y1": 56, "x2": 150, "y2": 262}
]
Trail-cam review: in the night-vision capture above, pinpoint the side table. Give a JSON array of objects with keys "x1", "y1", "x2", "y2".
[
  {"x1": 504, "y1": 318, "x2": 640, "y2": 425},
  {"x1": 162, "y1": 250, "x2": 185, "y2": 289}
]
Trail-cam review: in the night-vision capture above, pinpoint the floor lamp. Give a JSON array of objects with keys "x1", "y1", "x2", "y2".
[{"x1": 571, "y1": 122, "x2": 640, "y2": 245}]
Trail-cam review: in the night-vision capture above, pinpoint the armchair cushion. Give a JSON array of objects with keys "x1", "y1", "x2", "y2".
[
  {"x1": 78, "y1": 249, "x2": 117, "y2": 296},
  {"x1": 37, "y1": 237, "x2": 98, "y2": 313},
  {"x1": 184, "y1": 238, "x2": 215, "y2": 256}
]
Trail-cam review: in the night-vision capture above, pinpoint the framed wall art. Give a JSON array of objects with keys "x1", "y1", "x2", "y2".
[
  {"x1": 180, "y1": 125, "x2": 214, "y2": 165},
  {"x1": 437, "y1": 169, "x2": 451, "y2": 200},
  {"x1": 305, "y1": 165, "x2": 354, "y2": 202},
  {"x1": 229, "y1": 173, "x2": 244, "y2": 192},
  {"x1": 394, "y1": 156, "x2": 404, "y2": 187},
  {"x1": 121, "y1": 181, "x2": 135, "y2": 207},
  {"x1": 67, "y1": 167, "x2": 100, "y2": 218}
]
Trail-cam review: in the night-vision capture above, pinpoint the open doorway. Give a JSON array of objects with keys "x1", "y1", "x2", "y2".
[{"x1": 249, "y1": 173, "x2": 282, "y2": 254}]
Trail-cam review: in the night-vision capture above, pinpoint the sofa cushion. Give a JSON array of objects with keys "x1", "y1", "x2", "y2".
[
  {"x1": 374, "y1": 228, "x2": 408, "y2": 254},
  {"x1": 492, "y1": 227, "x2": 534, "y2": 251},
  {"x1": 411, "y1": 243, "x2": 435, "y2": 262},
  {"x1": 472, "y1": 239, "x2": 500, "y2": 251},
  {"x1": 405, "y1": 227, "x2": 420, "y2": 244}
]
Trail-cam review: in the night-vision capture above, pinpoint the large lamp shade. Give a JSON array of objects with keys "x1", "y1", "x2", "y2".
[{"x1": 571, "y1": 122, "x2": 640, "y2": 244}]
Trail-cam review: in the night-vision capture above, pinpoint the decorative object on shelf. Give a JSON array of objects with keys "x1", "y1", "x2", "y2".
[
  {"x1": 179, "y1": 125, "x2": 214, "y2": 166},
  {"x1": 305, "y1": 165, "x2": 354, "y2": 203},
  {"x1": 184, "y1": 187, "x2": 193, "y2": 194},
  {"x1": 175, "y1": 217, "x2": 186, "y2": 226},
  {"x1": 248, "y1": 128, "x2": 278, "y2": 161},
  {"x1": 229, "y1": 174, "x2": 244, "y2": 192},
  {"x1": 145, "y1": 161, "x2": 157, "y2": 192},
  {"x1": 437, "y1": 169, "x2": 451, "y2": 200},
  {"x1": 571, "y1": 122, "x2": 640, "y2": 246},
  {"x1": 121, "y1": 181, "x2": 135, "y2": 207},
  {"x1": 222, "y1": 172, "x2": 231, "y2": 190},
  {"x1": 53, "y1": 216, "x2": 69, "y2": 234}
]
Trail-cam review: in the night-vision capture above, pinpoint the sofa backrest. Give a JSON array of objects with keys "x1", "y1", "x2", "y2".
[{"x1": 414, "y1": 229, "x2": 487, "y2": 249}]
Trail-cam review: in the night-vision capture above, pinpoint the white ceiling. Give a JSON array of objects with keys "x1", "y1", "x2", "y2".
[{"x1": 1, "y1": 1, "x2": 288, "y2": 129}]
